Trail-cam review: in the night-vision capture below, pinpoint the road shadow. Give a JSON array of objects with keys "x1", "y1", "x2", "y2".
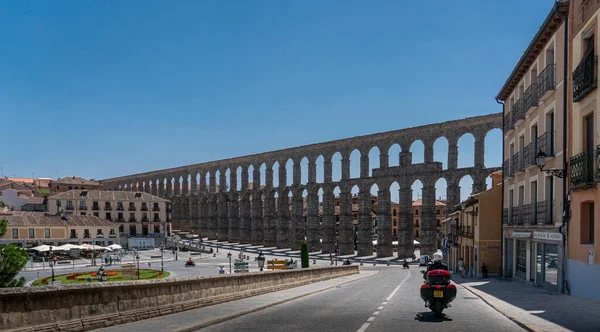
[{"x1": 414, "y1": 311, "x2": 453, "y2": 323}]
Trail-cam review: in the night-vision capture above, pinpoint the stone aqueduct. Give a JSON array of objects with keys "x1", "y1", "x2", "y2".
[{"x1": 101, "y1": 113, "x2": 502, "y2": 258}]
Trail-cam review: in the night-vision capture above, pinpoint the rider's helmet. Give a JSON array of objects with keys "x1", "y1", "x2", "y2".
[{"x1": 432, "y1": 252, "x2": 443, "y2": 262}]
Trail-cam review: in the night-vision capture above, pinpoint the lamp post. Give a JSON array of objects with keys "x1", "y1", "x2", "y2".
[
  {"x1": 257, "y1": 251, "x2": 265, "y2": 271},
  {"x1": 535, "y1": 150, "x2": 566, "y2": 178},
  {"x1": 49, "y1": 246, "x2": 55, "y2": 283},
  {"x1": 160, "y1": 245, "x2": 164, "y2": 272},
  {"x1": 216, "y1": 233, "x2": 219, "y2": 253},
  {"x1": 135, "y1": 254, "x2": 140, "y2": 280},
  {"x1": 227, "y1": 252, "x2": 232, "y2": 273}
]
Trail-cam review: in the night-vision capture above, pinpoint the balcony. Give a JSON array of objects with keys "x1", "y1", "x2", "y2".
[
  {"x1": 96, "y1": 233, "x2": 104, "y2": 238},
  {"x1": 504, "y1": 112, "x2": 514, "y2": 132},
  {"x1": 79, "y1": 206, "x2": 87, "y2": 211},
  {"x1": 502, "y1": 208, "x2": 509, "y2": 224},
  {"x1": 116, "y1": 206, "x2": 124, "y2": 211},
  {"x1": 570, "y1": 151, "x2": 595, "y2": 186},
  {"x1": 536, "y1": 200, "x2": 554, "y2": 225},
  {"x1": 104, "y1": 205, "x2": 112, "y2": 210},
  {"x1": 128, "y1": 206, "x2": 136, "y2": 211},
  {"x1": 511, "y1": 207, "x2": 519, "y2": 225},
  {"x1": 108, "y1": 233, "x2": 117, "y2": 238},
  {"x1": 66, "y1": 206, "x2": 74, "y2": 211},
  {"x1": 513, "y1": 99, "x2": 525, "y2": 124},
  {"x1": 141, "y1": 217, "x2": 149, "y2": 222},
  {"x1": 573, "y1": 53, "x2": 597, "y2": 102},
  {"x1": 153, "y1": 218, "x2": 161, "y2": 222},
  {"x1": 92, "y1": 205, "x2": 100, "y2": 211},
  {"x1": 129, "y1": 217, "x2": 137, "y2": 222},
  {"x1": 141, "y1": 206, "x2": 148, "y2": 211},
  {"x1": 510, "y1": 153, "x2": 519, "y2": 175},
  {"x1": 117, "y1": 218, "x2": 125, "y2": 222},
  {"x1": 83, "y1": 234, "x2": 91, "y2": 239},
  {"x1": 596, "y1": 145, "x2": 600, "y2": 181},
  {"x1": 516, "y1": 151, "x2": 525, "y2": 173},
  {"x1": 537, "y1": 132, "x2": 554, "y2": 157},
  {"x1": 537, "y1": 64, "x2": 555, "y2": 100},
  {"x1": 523, "y1": 144, "x2": 536, "y2": 168},
  {"x1": 70, "y1": 234, "x2": 78, "y2": 239},
  {"x1": 153, "y1": 206, "x2": 160, "y2": 211},
  {"x1": 503, "y1": 160, "x2": 511, "y2": 179},
  {"x1": 523, "y1": 83, "x2": 538, "y2": 113}
]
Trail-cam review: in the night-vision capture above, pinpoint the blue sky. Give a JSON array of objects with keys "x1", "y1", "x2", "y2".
[{"x1": 1, "y1": 0, "x2": 553, "y2": 202}]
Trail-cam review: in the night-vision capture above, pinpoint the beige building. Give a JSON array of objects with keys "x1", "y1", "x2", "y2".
[
  {"x1": 412, "y1": 199, "x2": 446, "y2": 244},
  {"x1": 0, "y1": 211, "x2": 120, "y2": 247},
  {"x1": 497, "y1": 2, "x2": 568, "y2": 292},
  {"x1": 566, "y1": 0, "x2": 600, "y2": 301},
  {"x1": 52, "y1": 176, "x2": 103, "y2": 193},
  {"x1": 47, "y1": 190, "x2": 171, "y2": 246}
]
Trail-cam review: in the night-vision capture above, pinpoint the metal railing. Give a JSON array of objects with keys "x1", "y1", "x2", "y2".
[
  {"x1": 537, "y1": 64, "x2": 556, "y2": 98},
  {"x1": 537, "y1": 132, "x2": 553, "y2": 156},
  {"x1": 79, "y1": 206, "x2": 87, "y2": 210},
  {"x1": 502, "y1": 208, "x2": 509, "y2": 224},
  {"x1": 573, "y1": 53, "x2": 597, "y2": 102},
  {"x1": 128, "y1": 206, "x2": 136, "y2": 211},
  {"x1": 503, "y1": 160, "x2": 511, "y2": 179},
  {"x1": 116, "y1": 206, "x2": 124, "y2": 211},
  {"x1": 596, "y1": 145, "x2": 600, "y2": 181},
  {"x1": 522, "y1": 204, "x2": 532, "y2": 225},
  {"x1": 523, "y1": 83, "x2": 538, "y2": 112},
  {"x1": 510, "y1": 153, "x2": 519, "y2": 175},
  {"x1": 153, "y1": 206, "x2": 160, "y2": 211},
  {"x1": 517, "y1": 151, "x2": 525, "y2": 172},
  {"x1": 535, "y1": 200, "x2": 554, "y2": 225},
  {"x1": 511, "y1": 207, "x2": 519, "y2": 225},
  {"x1": 104, "y1": 205, "x2": 112, "y2": 210},
  {"x1": 92, "y1": 205, "x2": 99, "y2": 211},
  {"x1": 523, "y1": 144, "x2": 536, "y2": 168},
  {"x1": 504, "y1": 112, "x2": 513, "y2": 132},
  {"x1": 513, "y1": 99, "x2": 525, "y2": 122},
  {"x1": 571, "y1": 151, "x2": 594, "y2": 186},
  {"x1": 141, "y1": 206, "x2": 148, "y2": 211}
]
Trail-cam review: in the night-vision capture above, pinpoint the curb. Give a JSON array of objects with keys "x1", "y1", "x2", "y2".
[
  {"x1": 173, "y1": 270, "x2": 379, "y2": 332},
  {"x1": 457, "y1": 282, "x2": 537, "y2": 332}
]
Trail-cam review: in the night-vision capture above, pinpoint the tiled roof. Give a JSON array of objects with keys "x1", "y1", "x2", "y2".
[
  {"x1": 1, "y1": 211, "x2": 119, "y2": 227},
  {"x1": 412, "y1": 199, "x2": 446, "y2": 207},
  {"x1": 55, "y1": 176, "x2": 100, "y2": 186},
  {"x1": 49, "y1": 190, "x2": 169, "y2": 202},
  {"x1": 26, "y1": 197, "x2": 45, "y2": 205}
]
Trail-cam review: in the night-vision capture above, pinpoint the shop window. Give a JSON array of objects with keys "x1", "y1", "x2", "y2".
[
  {"x1": 29, "y1": 228, "x2": 35, "y2": 238},
  {"x1": 581, "y1": 202, "x2": 595, "y2": 244},
  {"x1": 516, "y1": 240, "x2": 527, "y2": 279},
  {"x1": 544, "y1": 244, "x2": 558, "y2": 286},
  {"x1": 154, "y1": 225, "x2": 160, "y2": 233},
  {"x1": 12, "y1": 229, "x2": 18, "y2": 239},
  {"x1": 45, "y1": 228, "x2": 50, "y2": 238}
]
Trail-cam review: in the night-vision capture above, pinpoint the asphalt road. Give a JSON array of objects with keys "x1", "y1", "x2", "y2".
[{"x1": 198, "y1": 266, "x2": 524, "y2": 332}]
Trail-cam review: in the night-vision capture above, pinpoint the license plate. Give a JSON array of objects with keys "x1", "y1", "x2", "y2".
[{"x1": 433, "y1": 290, "x2": 444, "y2": 298}]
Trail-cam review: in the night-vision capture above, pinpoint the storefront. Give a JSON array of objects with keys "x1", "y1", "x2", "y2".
[{"x1": 504, "y1": 229, "x2": 563, "y2": 292}]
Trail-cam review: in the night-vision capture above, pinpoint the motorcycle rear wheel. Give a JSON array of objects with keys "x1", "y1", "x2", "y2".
[{"x1": 433, "y1": 299, "x2": 444, "y2": 319}]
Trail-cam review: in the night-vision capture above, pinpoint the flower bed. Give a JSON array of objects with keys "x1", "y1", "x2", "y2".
[{"x1": 32, "y1": 269, "x2": 170, "y2": 286}]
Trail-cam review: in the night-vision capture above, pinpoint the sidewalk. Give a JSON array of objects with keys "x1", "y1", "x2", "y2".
[
  {"x1": 456, "y1": 277, "x2": 600, "y2": 332},
  {"x1": 93, "y1": 270, "x2": 377, "y2": 332}
]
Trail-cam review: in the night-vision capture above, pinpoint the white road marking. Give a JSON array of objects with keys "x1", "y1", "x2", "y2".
[
  {"x1": 367, "y1": 317, "x2": 375, "y2": 322},
  {"x1": 385, "y1": 270, "x2": 411, "y2": 301},
  {"x1": 382, "y1": 301, "x2": 388, "y2": 305},
  {"x1": 373, "y1": 311, "x2": 379, "y2": 315},
  {"x1": 377, "y1": 306, "x2": 384, "y2": 310},
  {"x1": 357, "y1": 323, "x2": 370, "y2": 332}
]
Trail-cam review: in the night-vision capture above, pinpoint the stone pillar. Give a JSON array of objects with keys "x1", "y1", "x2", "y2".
[
  {"x1": 219, "y1": 171, "x2": 227, "y2": 193},
  {"x1": 448, "y1": 138, "x2": 458, "y2": 169},
  {"x1": 230, "y1": 169, "x2": 237, "y2": 194},
  {"x1": 209, "y1": 173, "x2": 216, "y2": 193},
  {"x1": 277, "y1": 192, "x2": 290, "y2": 248},
  {"x1": 338, "y1": 190, "x2": 354, "y2": 255},
  {"x1": 293, "y1": 163, "x2": 301, "y2": 185},
  {"x1": 158, "y1": 180, "x2": 165, "y2": 197},
  {"x1": 207, "y1": 197, "x2": 217, "y2": 240},
  {"x1": 307, "y1": 190, "x2": 320, "y2": 252},
  {"x1": 360, "y1": 154, "x2": 369, "y2": 178},
  {"x1": 473, "y1": 174, "x2": 487, "y2": 194},
  {"x1": 190, "y1": 174, "x2": 197, "y2": 193},
  {"x1": 377, "y1": 189, "x2": 393, "y2": 257},
  {"x1": 379, "y1": 151, "x2": 389, "y2": 168},
  {"x1": 253, "y1": 167, "x2": 261, "y2": 190},
  {"x1": 341, "y1": 157, "x2": 350, "y2": 180},
  {"x1": 265, "y1": 168, "x2": 273, "y2": 188},
  {"x1": 166, "y1": 178, "x2": 172, "y2": 197},
  {"x1": 420, "y1": 185, "x2": 437, "y2": 256},
  {"x1": 241, "y1": 167, "x2": 249, "y2": 190},
  {"x1": 174, "y1": 177, "x2": 181, "y2": 196},
  {"x1": 199, "y1": 197, "x2": 208, "y2": 237},
  {"x1": 308, "y1": 159, "x2": 316, "y2": 183},
  {"x1": 263, "y1": 192, "x2": 276, "y2": 247},
  {"x1": 324, "y1": 159, "x2": 333, "y2": 183},
  {"x1": 397, "y1": 186, "x2": 414, "y2": 259},
  {"x1": 291, "y1": 192, "x2": 305, "y2": 250},
  {"x1": 239, "y1": 195, "x2": 251, "y2": 244},
  {"x1": 182, "y1": 176, "x2": 189, "y2": 195},
  {"x1": 251, "y1": 194, "x2": 263, "y2": 246},
  {"x1": 151, "y1": 181, "x2": 157, "y2": 196},
  {"x1": 190, "y1": 196, "x2": 199, "y2": 233},
  {"x1": 446, "y1": 183, "x2": 460, "y2": 214},
  {"x1": 474, "y1": 135, "x2": 485, "y2": 168},
  {"x1": 424, "y1": 141, "x2": 434, "y2": 163},
  {"x1": 357, "y1": 191, "x2": 373, "y2": 256},
  {"x1": 228, "y1": 193, "x2": 239, "y2": 242},
  {"x1": 400, "y1": 151, "x2": 412, "y2": 166},
  {"x1": 199, "y1": 173, "x2": 207, "y2": 193},
  {"x1": 218, "y1": 194, "x2": 228, "y2": 241},
  {"x1": 321, "y1": 188, "x2": 335, "y2": 253},
  {"x1": 278, "y1": 163, "x2": 287, "y2": 188}
]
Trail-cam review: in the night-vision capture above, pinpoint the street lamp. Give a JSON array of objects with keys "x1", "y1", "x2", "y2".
[
  {"x1": 49, "y1": 246, "x2": 55, "y2": 283},
  {"x1": 257, "y1": 251, "x2": 265, "y2": 271},
  {"x1": 535, "y1": 149, "x2": 566, "y2": 178},
  {"x1": 216, "y1": 233, "x2": 219, "y2": 253},
  {"x1": 160, "y1": 245, "x2": 164, "y2": 272},
  {"x1": 227, "y1": 252, "x2": 232, "y2": 273},
  {"x1": 135, "y1": 254, "x2": 140, "y2": 280}
]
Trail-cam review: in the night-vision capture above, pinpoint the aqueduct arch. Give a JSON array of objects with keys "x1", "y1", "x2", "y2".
[{"x1": 101, "y1": 113, "x2": 501, "y2": 258}]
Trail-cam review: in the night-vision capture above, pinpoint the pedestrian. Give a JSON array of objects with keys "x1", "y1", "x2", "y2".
[
  {"x1": 482, "y1": 263, "x2": 488, "y2": 279},
  {"x1": 458, "y1": 258, "x2": 465, "y2": 277},
  {"x1": 148, "y1": 262, "x2": 151, "y2": 269},
  {"x1": 109, "y1": 257, "x2": 113, "y2": 266}
]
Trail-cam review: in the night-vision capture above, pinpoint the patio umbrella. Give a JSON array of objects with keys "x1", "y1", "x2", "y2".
[
  {"x1": 29, "y1": 245, "x2": 52, "y2": 252},
  {"x1": 107, "y1": 244, "x2": 122, "y2": 250},
  {"x1": 414, "y1": 240, "x2": 420, "y2": 245},
  {"x1": 54, "y1": 244, "x2": 86, "y2": 251},
  {"x1": 79, "y1": 244, "x2": 108, "y2": 250}
]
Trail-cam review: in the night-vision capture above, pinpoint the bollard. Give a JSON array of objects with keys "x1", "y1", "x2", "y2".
[
  {"x1": 213, "y1": 253, "x2": 216, "y2": 258},
  {"x1": 360, "y1": 261, "x2": 363, "y2": 266},
  {"x1": 313, "y1": 259, "x2": 316, "y2": 265},
  {"x1": 387, "y1": 260, "x2": 390, "y2": 266},
  {"x1": 373, "y1": 261, "x2": 376, "y2": 266}
]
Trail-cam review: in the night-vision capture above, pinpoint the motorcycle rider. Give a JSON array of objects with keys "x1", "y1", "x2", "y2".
[
  {"x1": 403, "y1": 259, "x2": 409, "y2": 268},
  {"x1": 186, "y1": 257, "x2": 194, "y2": 266},
  {"x1": 423, "y1": 252, "x2": 448, "y2": 280}
]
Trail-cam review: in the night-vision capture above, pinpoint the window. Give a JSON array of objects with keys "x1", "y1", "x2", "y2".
[
  {"x1": 79, "y1": 201, "x2": 86, "y2": 209},
  {"x1": 45, "y1": 228, "x2": 50, "y2": 238},
  {"x1": 93, "y1": 201, "x2": 99, "y2": 210},
  {"x1": 119, "y1": 225, "x2": 124, "y2": 233},
  {"x1": 129, "y1": 225, "x2": 137, "y2": 236},
  {"x1": 84, "y1": 229, "x2": 90, "y2": 238},
  {"x1": 415, "y1": 230, "x2": 419, "y2": 238},
  {"x1": 154, "y1": 225, "x2": 160, "y2": 233},
  {"x1": 130, "y1": 213, "x2": 135, "y2": 221},
  {"x1": 582, "y1": 202, "x2": 595, "y2": 244},
  {"x1": 586, "y1": 114, "x2": 594, "y2": 178},
  {"x1": 436, "y1": 209, "x2": 440, "y2": 215},
  {"x1": 415, "y1": 209, "x2": 419, "y2": 215},
  {"x1": 66, "y1": 200, "x2": 73, "y2": 210},
  {"x1": 12, "y1": 229, "x2": 18, "y2": 239},
  {"x1": 546, "y1": 111, "x2": 555, "y2": 154},
  {"x1": 110, "y1": 229, "x2": 115, "y2": 235},
  {"x1": 393, "y1": 209, "x2": 397, "y2": 217},
  {"x1": 516, "y1": 240, "x2": 527, "y2": 279},
  {"x1": 415, "y1": 219, "x2": 419, "y2": 227},
  {"x1": 118, "y1": 212, "x2": 124, "y2": 221},
  {"x1": 106, "y1": 213, "x2": 112, "y2": 221},
  {"x1": 393, "y1": 220, "x2": 397, "y2": 227},
  {"x1": 154, "y1": 213, "x2": 159, "y2": 221},
  {"x1": 142, "y1": 213, "x2": 148, "y2": 221},
  {"x1": 70, "y1": 229, "x2": 77, "y2": 238},
  {"x1": 153, "y1": 203, "x2": 159, "y2": 211},
  {"x1": 93, "y1": 212, "x2": 99, "y2": 217},
  {"x1": 393, "y1": 229, "x2": 397, "y2": 236},
  {"x1": 29, "y1": 228, "x2": 35, "y2": 238},
  {"x1": 531, "y1": 124, "x2": 539, "y2": 152}
]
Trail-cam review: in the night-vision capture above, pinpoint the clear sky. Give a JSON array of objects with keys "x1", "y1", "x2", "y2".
[{"x1": 1, "y1": 0, "x2": 553, "y2": 202}]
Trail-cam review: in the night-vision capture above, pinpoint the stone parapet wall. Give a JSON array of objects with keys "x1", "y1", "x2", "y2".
[{"x1": 0, "y1": 266, "x2": 358, "y2": 332}]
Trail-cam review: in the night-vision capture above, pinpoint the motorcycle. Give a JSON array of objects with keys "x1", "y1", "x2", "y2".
[
  {"x1": 420, "y1": 269, "x2": 456, "y2": 318},
  {"x1": 185, "y1": 261, "x2": 196, "y2": 267},
  {"x1": 403, "y1": 262, "x2": 410, "y2": 269}
]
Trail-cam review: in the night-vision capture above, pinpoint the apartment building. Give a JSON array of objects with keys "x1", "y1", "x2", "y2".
[
  {"x1": 47, "y1": 190, "x2": 171, "y2": 247},
  {"x1": 567, "y1": 0, "x2": 600, "y2": 301},
  {"x1": 497, "y1": 1, "x2": 568, "y2": 292},
  {"x1": 412, "y1": 199, "x2": 446, "y2": 246}
]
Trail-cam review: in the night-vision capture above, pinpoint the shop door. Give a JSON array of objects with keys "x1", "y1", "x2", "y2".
[
  {"x1": 536, "y1": 242, "x2": 543, "y2": 284},
  {"x1": 505, "y1": 238, "x2": 513, "y2": 277}
]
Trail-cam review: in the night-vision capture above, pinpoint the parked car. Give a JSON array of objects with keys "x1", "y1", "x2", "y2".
[{"x1": 419, "y1": 255, "x2": 431, "y2": 267}]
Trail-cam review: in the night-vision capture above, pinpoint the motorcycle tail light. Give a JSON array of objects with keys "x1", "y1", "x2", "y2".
[
  {"x1": 446, "y1": 284, "x2": 457, "y2": 289},
  {"x1": 420, "y1": 283, "x2": 431, "y2": 289}
]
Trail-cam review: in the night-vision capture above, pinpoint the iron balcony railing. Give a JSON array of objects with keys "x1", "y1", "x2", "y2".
[
  {"x1": 573, "y1": 53, "x2": 597, "y2": 102},
  {"x1": 141, "y1": 206, "x2": 148, "y2": 211},
  {"x1": 503, "y1": 160, "x2": 511, "y2": 179},
  {"x1": 517, "y1": 151, "x2": 525, "y2": 172},
  {"x1": 104, "y1": 204, "x2": 112, "y2": 210},
  {"x1": 537, "y1": 132, "x2": 554, "y2": 157},
  {"x1": 596, "y1": 145, "x2": 600, "y2": 181},
  {"x1": 523, "y1": 83, "x2": 538, "y2": 112},
  {"x1": 535, "y1": 200, "x2": 554, "y2": 225},
  {"x1": 511, "y1": 207, "x2": 519, "y2": 225},
  {"x1": 66, "y1": 206, "x2": 73, "y2": 211},
  {"x1": 513, "y1": 99, "x2": 525, "y2": 123},
  {"x1": 79, "y1": 206, "x2": 87, "y2": 210},
  {"x1": 502, "y1": 208, "x2": 509, "y2": 225},
  {"x1": 510, "y1": 153, "x2": 519, "y2": 175},
  {"x1": 537, "y1": 64, "x2": 556, "y2": 98},
  {"x1": 153, "y1": 206, "x2": 160, "y2": 211},
  {"x1": 571, "y1": 151, "x2": 594, "y2": 186},
  {"x1": 92, "y1": 205, "x2": 99, "y2": 211},
  {"x1": 523, "y1": 144, "x2": 536, "y2": 168},
  {"x1": 128, "y1": 206, "x2": 136, "y2": 211},
  {"x1": 116, "y1": 206, "x2": 124, "y2": 211},
  {"x1": 522, "y1": 204, "x2": 532, "y2": 225},
  {"x1": 504, "y1": 112, "x2": 514, "y2": 132}
]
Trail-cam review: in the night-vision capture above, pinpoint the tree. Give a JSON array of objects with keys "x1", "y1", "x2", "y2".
[
  {"x1": 0, "y1": 219, "x2": 29, "y2": 287},
  {"x1": 301, "y1": 241, "x2": 309, "y2": 268}
]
